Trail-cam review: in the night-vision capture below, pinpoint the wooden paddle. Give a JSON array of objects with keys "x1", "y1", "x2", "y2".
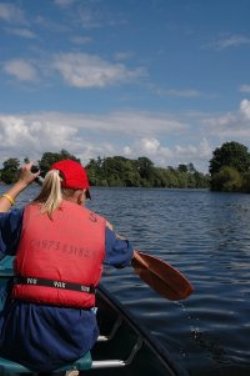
[{"x1": 132, "y1": 250, "x2": 193, "y2": 300}]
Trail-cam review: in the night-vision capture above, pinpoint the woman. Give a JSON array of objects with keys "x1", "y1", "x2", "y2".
[{"x1": 0, "y1": 160, "x2": 134, "y2": 374}]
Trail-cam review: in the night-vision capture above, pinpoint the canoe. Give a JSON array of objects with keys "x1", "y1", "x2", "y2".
[
  {"x1": 0, "y1": 256, "x2": 188, "y2": 376},
  {"x1": 91, "y1": 284, "x2": 188, "y2": 376}
]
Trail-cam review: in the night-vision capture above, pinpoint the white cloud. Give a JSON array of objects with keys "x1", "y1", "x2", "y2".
[
  {"x1": 53, "y1": 53, "x2": 145, "y2": 88},
  {"x1": 101, "y1": 111, "x2": 185, "y2": 135},
  {"x1": 174, "y1": 138, "x2": 212, "y2": 160},
  {"x1": 2, "y1": 52, "x2": 144, "y2": 88},
  {"x1": 123, "y1": 137, "x2": 212, "y2": 170},
  {"x1": 202, "y1": 112, "x2": 236, "y2": 128},
  {"x1": 0, "y1": 113, "x2": 125, "y2": 167},
  {"x1": 3, "y1": 59, "x2": 38, "y2": 82},
  {"x1": 239, "y1": 84, "x2": 250, "y2": 93},
  {"x1": 0, "y1": 115, "x2": 77, "y2": 159},
  {"x1": 124, "y1": 137, "x2": 171, "y2": 161},
  {"x1": 5, "y1": 27, "x2": 36, "y2": 39},
  {"x1": 240, "y1": 99, "x2": 250, "y2": 120},
  {"x1": 0, "y1": 100, "x2": 249, "y2": 172},
  {"x1": 208, "y1": 34, "x2": 250, "y2": 50},
  {"x1": 140, "y1": 138, "x2": 161, "y2": 153},
  {"x1": 0, "y1": 112, "x2": 210, "y2": 171},
  {"x1": 19, "y1": 110, "x2": 186, "y2": 136},
  {"x1": 0, "y1": 110, "x2": 186, "y2": 165},
  {"x1": 0, "y1": 117, "x2": 35, "y2": 148},
  {"x1": 201, "y1": 99, "x2": 250, "y2": 139},
  {"x1": 123, "y1": 146, "x2": 132, "y2": 155},
  {"x1": 0, "y1": 3, "x2": 25, "y2": 23}
]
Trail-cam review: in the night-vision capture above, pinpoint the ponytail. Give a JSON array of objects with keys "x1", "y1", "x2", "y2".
[{"x1": 33, "y1": 170, "x2": 62, "y2": 217}]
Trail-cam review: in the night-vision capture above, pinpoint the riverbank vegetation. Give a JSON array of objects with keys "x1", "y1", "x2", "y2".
[
  {"x1": 1, "y1": 141, "x2": 250, "y2": 192},
  {"x1": 0, "y1": 150, "x2": 209, "y2": 189},
  {"x1": 86, "y1": 156, "x2": 209, "y2": 188}
]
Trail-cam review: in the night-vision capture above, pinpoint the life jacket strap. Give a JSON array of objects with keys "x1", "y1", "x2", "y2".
[{"x1": 13, "y1": 276, "x2": 95, "y2": 294}]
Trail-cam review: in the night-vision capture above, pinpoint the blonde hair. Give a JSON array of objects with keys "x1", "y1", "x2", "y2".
[{"x1": 33, "y1": 169, "x2": 63, "y2": 217}]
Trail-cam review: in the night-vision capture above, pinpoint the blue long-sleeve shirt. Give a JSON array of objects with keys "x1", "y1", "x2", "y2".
[{"x1": 0, "y1": 208, "x2": 133, "y2": 372}]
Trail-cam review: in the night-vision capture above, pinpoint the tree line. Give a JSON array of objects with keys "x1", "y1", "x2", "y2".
[
  {"x1": 0, "y1": 149, "x2": 209, "y2": 189},
  {"x1": 0, "y1": 141, "x2": 250, "y2": 192},
  {"x1": 209, "y1": 141, "x2": 250, "y2": 193}
]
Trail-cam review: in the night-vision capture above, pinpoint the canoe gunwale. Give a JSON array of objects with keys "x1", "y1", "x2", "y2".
[{"x1": 96, "y1": 284, "x2": 189, "y2": 376}]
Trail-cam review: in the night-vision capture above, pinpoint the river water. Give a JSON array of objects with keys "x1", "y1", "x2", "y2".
[{"x1": 2, "y1": 186, "x2": 250, "y2": 376}]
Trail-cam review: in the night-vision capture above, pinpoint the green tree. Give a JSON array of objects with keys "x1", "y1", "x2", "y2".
[
  {"x1": 209, "y1": 141, "x2": 250, "y2": 175},
  {"x1": 165, "y1": 167, "x2": 179, "y2": 187},
  {"x1": 103, "y1": 156, "x2": 141, "y2": 187},
  {"x1": 178, "y1": 164, "x2": 188, "y2": 173},
  {"x1": 60, "y1": 149, "x2": 80, "y2": 162},
  {"x1": 242, "y1": 172, "x2": 250, "y2": 193},
  {"x1": 210, "y1": 166, "x2": 243, "y2": 192},
  {"x1": 39, "y1": 150, "x2": 79, "y2": 176},
  {"x1": 193, "y1": 171, "x2": 209, "y2": 188},
  {"x1": 86, "y1": 158, "x2": 104, "y2": 186},
  {"x1": 136, "y1": 157, "x2": 154, "y2": 178},
  {"x1": 1, "y1": 158, "x2": 20, "y2": 184},
  {"x1": 136, "y1": 157, "x2": 158, "y2": 186},
  {"x1": 84, "y1": 155, "x2": 209, "y2": 188},
  {"x1": 152, "y1": 167, "x2": 168, "y2": 187},
  {"x1": 187, "y1": 163, "x2": 196, "y2": 173}
]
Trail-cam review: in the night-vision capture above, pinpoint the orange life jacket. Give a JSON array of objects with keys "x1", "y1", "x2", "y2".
[{"x1": 12, "y1": 201, "x2": 106, "y2": 308}]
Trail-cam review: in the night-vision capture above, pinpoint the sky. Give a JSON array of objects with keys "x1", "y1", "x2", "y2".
[{"x1": 1, "y1": 0, "x2": 250, "y2": 172}]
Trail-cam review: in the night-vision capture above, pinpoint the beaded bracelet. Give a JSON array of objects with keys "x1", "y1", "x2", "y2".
[{"x1": 1, "y1": 194, "x2": 15, "y2": 206}]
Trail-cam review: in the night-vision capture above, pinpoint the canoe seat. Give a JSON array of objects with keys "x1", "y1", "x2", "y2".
[{"x1": 0, "y1": 351, "x2": 92, "y2": 374}]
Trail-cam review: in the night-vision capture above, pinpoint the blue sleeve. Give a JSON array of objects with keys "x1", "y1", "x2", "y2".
[
  {"x1": 104, "y1": 228, "x2": 133, "y2": 268},
  {"x1": 0, "y1": 208, "x2": 24, "y2": 258}
]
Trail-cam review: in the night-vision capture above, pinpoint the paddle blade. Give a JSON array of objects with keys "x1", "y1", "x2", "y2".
[{"x1": 132, "y1": 250, "x2": 194, "y2": 300}]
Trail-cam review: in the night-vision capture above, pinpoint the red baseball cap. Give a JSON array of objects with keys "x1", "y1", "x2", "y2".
[{"x1": 51, "y1": 160, "x2": 91, "y2": 199}]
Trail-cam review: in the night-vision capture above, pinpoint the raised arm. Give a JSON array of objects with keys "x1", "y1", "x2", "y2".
[{"x1": 0, "y1": 163, "x2": 40, "y2": 212}]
